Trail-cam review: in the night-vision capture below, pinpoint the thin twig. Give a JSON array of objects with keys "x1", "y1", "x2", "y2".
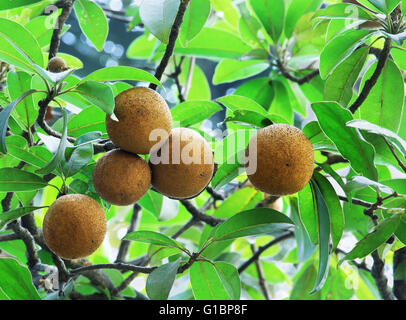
[
  {"x1": 180, "y1": 200, "x2": 225, "y2": 227},
  {"x1": 149, "y1": 0, "x2": 190, "y2": 90},
  {"x1": 250, "y1": 243, "x2": 271, "y2": 300},
  {"x1": 382, "y1": 136, "x2": 406, "y2": 173},
  {"x1": 238, "y1": 231, "x2": 294, "y2": 273}
]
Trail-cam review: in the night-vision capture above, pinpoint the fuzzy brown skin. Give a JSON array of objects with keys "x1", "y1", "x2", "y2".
[
  {"x1": 106, "y1": 87, "x2": 172, "y2": 155},
  {"x1": 47, "y1": 56, "x2": 67, "y2": 73},
  {"x1": 43, "y1": 194, "x2": 106, "y2": 260},
  {"x1": 149, "y1": 128, "x2": 214, "y2": 199},
  {"x1": 245, "y1": 124, "x2": 314, "y2": 196},
  {"x1": 92, "y1": 149, "x2": 151, "y2": 206}
]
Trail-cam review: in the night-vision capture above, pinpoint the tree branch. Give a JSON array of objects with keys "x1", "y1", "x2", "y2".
[
  {"x1": 238, "y1": 231, "x2": 294, "y2": 273},
  {"x1": 48, "y1": 0, "x2": 76, "y2": 60},
  {"x1": 250, "y1": 243, "x2": 270, "y2": 300},
  {"x1": 349, "y1": 37, "x2": 392, "y2": 114},
  {"x1": 149, "y1": 0, "x2": 190, "y2": 90},
  {"x1": 180, "y1": 199, "x2": 225, "y2": 227}
]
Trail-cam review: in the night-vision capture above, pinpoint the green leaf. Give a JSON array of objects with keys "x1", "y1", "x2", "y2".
[
  {"x1": 5, "y1": 136, "x2": 52, "y2": 168},
  {"x1": 238, "y1": 10, "x2": 263, "y2": 47},
  {"x1": 269, "y1": 80, "x2": 294, "y2": 123},
  {"x1": 124, "y1": 230, "x2": 185, "y2": 251},
  {"x1": 319, "y1": 29, "x2": 375, "y2": 79},
  {"x1": 212, "y1": 208, "x2": 294, "y2": 242},
  {"x1": 0, "y1": 0, "x2": 42, "y2": 10},
  {"x1": 74, "y1": 0, "x2": 109, "y2": 51},
  {"x1": 175, "y1": 27, "x2": 252, "y2": 60},
  {"x1": 309, "y1": 181, "x2": 331, "y2": 294},
  {"x1": 178, "y1": 59, "x2": 211, "y2": 100},
  {"x1": 179, "y1": 0, "x2": 211, "y2": 46},
  {"x1": 347, "y1": 119, "x2": 406, "y2": 158},
  {"x1": 0, "y1": 206, "x2": 47, "y2": 231},
  {"x1": 80, "y1": 66, "x2": 162, "y2": 88},
  {"x1": 0, "y1": 89, "x2": 36, "y2": 154},
  {"x1": 7, "y1": 71, "x2": 37, "y2": 130},
  {"x1": 190, "y1": 261, "x2": 240, "y2": 300},
  {"x1": 358, "y1": 59, "x2": 405, "y2": 133},
  {"x1": 234, "y1": 77, "x2": 274, "y2": 110},
  {"x1": 62, "y1": 143, "x2": 93, "y2": 178},
  {"x1": 65, "y1": 106, "x2": 106, "y2": 138},
  {"x1": 324, "y1": 46, "x2": 369, "y2": 107},
  {"x1": 140, "y1": 0, "x2": 179, "y2": 44},
  {"x1": 0, "y1": 18, "x2": 44, "y2": 72},
  {"x1": 0, "y1": 258, "x2": 41, "y2": 300},
  {"x1": 146, "y1": 258, "x2": 181, "y2": 300},
  {"x1": 312, "y1": 171, "x2": 344, "y2": 251},
  {"x1": 138, "y1": 190, "x2": 179, "y2": 221},
  {"x1": 0, "y1": 168, "x2": 47, "y2": 192},
  {"x1": 211, "y1": 160, "x2": 244, "y2": 190},
  {"x1": 213, "y1": 59, "x2": 269, "y2": 85},
  {"x1": 211, "y1": 0, "x2": 240, "y2": 28},
  {"x1": 249, "y1": 0, "x2": 285, "y2": 43},
  {"x1": 395, "y1": 215, "x2": 406, "y2": 245},
  {"x1": 368, "y1": 0, "x2": 401, "y2": 13},
  {"x1": 311, "y1": 101, "x2": 378, "y2": 181},
  {"x1": 75, "y1": 81, "x2": 115, "y2": 115},
  {"x1": 340, "y1": 214, "x2": 402, "y2": 262},
  {"x1": 344, "y1": 175, "x2": 394, "y2": 194},
  {"x1": 312, "y1": 3, "x2": 376, "y2": 21},
  {"x1": 298, "y1": 183, "x2": 318, "y2": 244},
  {"x1": 36, "y1": 108, "x2": 68, "y2": 175},
  {"x1": 171, "y1": 100, "x2": 221, "y2": 127},
  {"x1": 224, "y1": 109, "x2": 275, "y2": 128},
  {"x1": 285, "y1": 0, "x2": 323, "y2": 37}
]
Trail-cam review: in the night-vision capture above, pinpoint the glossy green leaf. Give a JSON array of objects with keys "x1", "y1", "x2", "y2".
[
  {"x1": 178, "y1": 59, "x2": 211, "y2": 100},
  {"x1": 310, "y1": 181, "x2": 331, "y2": 294},
  {"x1": 340, "y1": 214, "x2": 402, "y2": 262},
  {"x1": 179, "y1": 0, "x2": 211, "y2": 46},
  {"x1": 347, "y1": 119, "x2": 406, "y2": 158},
  {"x1": 212, "y1": 208, "x2": 294, "y2": 242},
  {"x1": 0, "y1": 18, "x2": 44, "y2": 72},
  {"x1": 0, "y1": 206, "x2": 47, "y2": 231},
  {"x1": 234, "y1": 77, "x2": 274, "y2": 110},
  {"x1": 62, "y1": 143, "x2": 93, "y2": 178},
  {"x1": 75, "y1": 81, "x2": 115, "y2": 115},
  {"x1": 190, "y1": 260, "x2": 240, "y2": 300},
  {"x1": 65, "y1": 106, "x2": 106, "y2": 138},
  {"x1": 344, "y1": 175, "x2": 394, "y2": 195},
  {"x1": 269, "y1": 80, "x2": 293, "y2": 123},
  {"x1": 74, "y1": 0, "x2": 108, "y2": 51},
  {"x1": 138, "y1": 190, "x2": 179, "y2": 221},
  {"x1": 319, "y1": 29, "x2": 375, "y2": 79},
  {"x1": 313, "y1": 3, "x2": 376, "y2": 21},
  {"x1": 124, "y1": 230, "x2": 184, "y2": 251},
  {"x1": 175, "y1": 27, "x2": 252, "y2": 60},
  {"x1": 80, "y1": 66, "x2": 162, "y2": 87},
  {"x1": 146, "y1": 258, "x2": 181, "y2": 300},
  {"x1": 171, "y1": 100, "x2": 221, "y2": 127},
  {"x1": 211, "y1": 0, "x2": 240, "y2": 28},
  {"x1": 249, "y1": 0, "x2": 285, "y2": 43},
  {"x1": 298, "y1": 183, "x2": 318, "y2": 244},
  {"x1": 5, "y1": 136, "x2": 52, "y2": 168},
  {"x1": 0, "y1": 258, "x2": 40, "y2": 300},
  {"x1": 312, "y1": 102, "x2": 378, "y2": 180},
  {"x1": 0, "y1": 89, "x2": 36, "y2": 154},
  {"x1": 324, "y1": 46, "x2": 369, "y2": 107},
  {"x1": 140, "y1": 0, "x2": 179, "y2": 44},
  {"x1": 36, "y1": 108, "x2": 68, "y2": 175},
  {"x1": 0, "y1": 168, "x2": 47, "y2": 192},
  {"x1": 0, "y1": 0, "x2": 42, "y2": 10},
  {"x1": 213, "y1": 59, "x2": 269, "y2": 85},
  {"x1": 285, "y1": 0, "x2": 323, "y2": 37},
  {"x1": 358, "y1": 59, "x2": 404, "y2": 133},
  {"x1": 312, "y1": 171, "x2": 344, "y2": 251},
  {"x1": 211, "y1": 159, "x2": 244, "y2": 190}
]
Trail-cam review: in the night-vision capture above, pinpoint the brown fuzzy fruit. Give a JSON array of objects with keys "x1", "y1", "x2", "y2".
[
  {"x1": 245, "y1": 124, "x2": 314, "y2": 196},
  {"x1": 92, "y1": 149, "x2": 151, "y2": 206},
  {"x1": 149, "y1": 128, "x2": 214, "y2": 199},
  {"x1": 106, "y1": 87, "x2": 172, "y2": 155},
  {"x1": 47, "y1": 56, "x2": 67, "y2": 73},
  {"x1": 43, "y1": 194, "x2": 106, "y2": 260}
]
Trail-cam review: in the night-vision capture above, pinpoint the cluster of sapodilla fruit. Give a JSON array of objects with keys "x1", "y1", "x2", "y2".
[{"x1": 42, "y1": 57, "x2": 315, "y2": 260}]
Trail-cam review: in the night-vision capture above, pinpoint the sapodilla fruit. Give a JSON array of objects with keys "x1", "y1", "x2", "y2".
[
  {"x1": 245, "y1": 124, "x2": 314, "y2": 196},
  {"x1": 149, "y1": 127, "x2": 214, "y2": 199},
  {"x1": 47, "y1": 56, "x2": 67, "y2": 73},
  {"x1": 92, "y1": 149, "x2": 151, "y2": 206},
  {"x1": 106, "y1": 87, "x2": 172, "y2": 155},
  {"x1": 43, "y1": 194, "x2": 106, "y2": 260}
]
